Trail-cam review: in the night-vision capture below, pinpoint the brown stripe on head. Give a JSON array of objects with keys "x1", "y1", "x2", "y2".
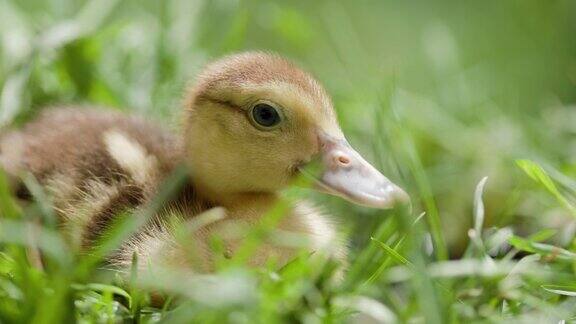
[{"x1": 185, "y1": 52, "x2": 340, "y2": 136}]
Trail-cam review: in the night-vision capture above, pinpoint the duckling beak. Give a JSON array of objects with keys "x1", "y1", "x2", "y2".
[{"x1": 304, "y1": 135, "x2": 409, "y2": 209}]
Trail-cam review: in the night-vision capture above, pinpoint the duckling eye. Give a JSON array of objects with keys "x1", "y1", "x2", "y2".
[{"x1": 250, "y1": 103, "x2": 282, "y2": 129}]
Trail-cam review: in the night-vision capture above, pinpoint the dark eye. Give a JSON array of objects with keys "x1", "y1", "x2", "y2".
[{"x1": 251, "y1": 103, "x2": 282, "y2": 129}]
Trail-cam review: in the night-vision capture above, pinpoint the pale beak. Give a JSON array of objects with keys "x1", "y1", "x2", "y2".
[{"x1": 302, "y1": 135, "x2": 409, "y2": 209}]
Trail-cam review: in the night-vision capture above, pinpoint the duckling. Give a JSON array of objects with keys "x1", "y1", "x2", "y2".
[{"x1": 0, "y1": 52, "x2": 408, "y2": 276}]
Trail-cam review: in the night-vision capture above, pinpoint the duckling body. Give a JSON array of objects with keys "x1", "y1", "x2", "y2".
[
  {"x1": 1, "y1": 109, "x2": 184, "y2": 244},
  {"x1": 0, "y1": 52, "x2": 406, "y2": 276},
  {"x1": 0, "y1": 108, "x2": 343, "y2": 272}
]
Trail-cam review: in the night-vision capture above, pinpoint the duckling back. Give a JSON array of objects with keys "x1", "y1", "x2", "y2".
[{"x1": 0, "y1": 108, "x2": 199, "y2": 246}]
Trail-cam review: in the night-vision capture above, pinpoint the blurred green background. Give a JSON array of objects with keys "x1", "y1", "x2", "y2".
[{"x1": 1, "y1": 0, "x2": 576, "y2": 256}]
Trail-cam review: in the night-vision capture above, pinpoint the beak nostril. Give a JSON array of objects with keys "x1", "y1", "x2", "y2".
[{"x1": 336, "y1": 155, "x2": 351, "y2": 166}]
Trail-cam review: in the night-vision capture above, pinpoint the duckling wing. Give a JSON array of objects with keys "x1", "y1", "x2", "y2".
[{"x1": 0, "y1": 108, "x2": 184, "y2": 245}]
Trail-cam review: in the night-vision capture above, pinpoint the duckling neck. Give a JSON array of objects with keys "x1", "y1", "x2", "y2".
[
  {"x1": 192, "y1": 180, "x2": 281, "y2": 217},
  {"x1": 216, "y1": 192, "x2": 284, "y2": 221},
  {"x1": 224, "y1": 192, "x2": 280, "y2": 210}
]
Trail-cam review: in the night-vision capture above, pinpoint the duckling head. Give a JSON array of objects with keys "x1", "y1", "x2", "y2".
[{"x1": 184, "y1": 52, "x2": 408, "y2": 208}]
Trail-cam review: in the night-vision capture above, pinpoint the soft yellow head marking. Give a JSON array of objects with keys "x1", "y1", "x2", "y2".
[
  {"x1": 241, "y1": 81, "x2": 343, "y2": 139},
  {"x1": 183, "y1": 52, "x2": 344, "y2": 202},
  {"x1": 183, "y1": 52, "x2": 408, "y2": 209}
]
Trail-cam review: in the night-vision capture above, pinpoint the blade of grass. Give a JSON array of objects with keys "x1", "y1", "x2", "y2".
[
  {"x1": 363, "y1": 212, "x2": 425, "y2": 286},
  {"x1": 508, "y1": 235, "x2": 576, "y2": 263},
  {"x1": 0, "y1": 219, "x2": 72, "y2": 268},
  {"x1": 371, "y1": 238, "x2": 413, "y2": 267},
  {"x1": 0, "y1": 169, "x2": 21, "y2": 219},
  {"x1": 516, "y1": 159, "x2": 576, "y2": 218},
  {"x1": 387, "y1": 88, "x2": 448, "y2": 261}
]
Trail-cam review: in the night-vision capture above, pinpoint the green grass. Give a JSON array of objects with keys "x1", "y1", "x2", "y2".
[{"x1": 1, "y1": 0, "x2": 576, "y2": 322}]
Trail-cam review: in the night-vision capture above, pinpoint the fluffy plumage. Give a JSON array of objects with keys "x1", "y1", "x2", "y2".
[{"x1": 0, "y1": 52, "x2": 353, "y2": 276}]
